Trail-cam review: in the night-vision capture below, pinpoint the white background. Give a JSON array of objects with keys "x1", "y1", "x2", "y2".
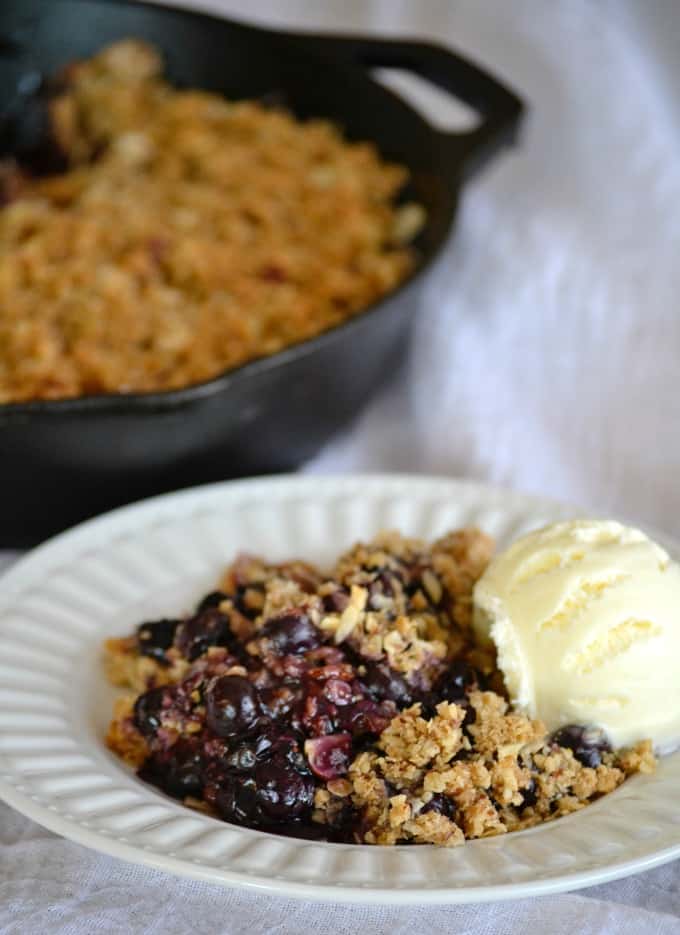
[{"x1": 3, "y1": 1, "x2": 680, "y2": 931}]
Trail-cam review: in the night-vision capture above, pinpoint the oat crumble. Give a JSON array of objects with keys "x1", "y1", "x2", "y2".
[{"x1": 0, "y1": 39, "x2": 421, "y2": 403}]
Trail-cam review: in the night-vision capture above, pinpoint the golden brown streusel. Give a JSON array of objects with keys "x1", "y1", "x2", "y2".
[
  {"x1": 105, "y1": 695, "x2": 149, "y2": 768},
  {"x1": 0, "y1": 39, "x2": 421, "y2": 404},
  {"x1": 103, "y1": 637, "x2": 190, "y2": 693}
]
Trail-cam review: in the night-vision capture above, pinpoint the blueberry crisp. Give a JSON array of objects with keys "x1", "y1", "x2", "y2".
[{"x1": 105, "y1": 529, "x2": 655, "y2": 845}]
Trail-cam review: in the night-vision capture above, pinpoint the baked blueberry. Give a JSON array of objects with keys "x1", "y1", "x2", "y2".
[
  {"x1": 259, "y1": 610, "x2": 322, "y2": 655},
  {"x1": 175, "y1": 608, "x2": 233, "y2": 661},
  {"x1": 323, "y1": 590, "x2": 349, "y2": 613},
  {"x1": 551, "y1": 725, "x2": 612, "y2": 768},
  {"x1": 214, "y1": 774, "x2": 259, "y2": 824},
  {"x1": 195, "y1": 590, "x2": 228, "y2": 612},
  {"x1": 224, "y1": 732, "x2": 277, "y2": 772},
  {"x1": 205, "y1": 675, "x2": 262, "y2": 739},
  {"x1": 304, "y1": 733, "x2": 352, "y2": 780},
  {"x1": 136, "y1": 618, "x2": 180, "y2": 662},
  {"x1": 521, "y1": 778, "x2": 538, "y2": 808},
  {"x1": 133, "y1": 686, "x2": 166, "y2": 736},
  {"x1": 359, "y1": 661, "x2": 413, "y2": 707},
  {"x1": 254, "y1": 757, "x2": 315, "y2": 820},
  {"x1": 144, "y1": 738, "x2": 204, "y2": 799},
  {"x1": 422, "y1": 794, "x2": 457, "y2": 820},
  {"x1": 435, "y1": 660, "x2": 478, "y2": 702}
]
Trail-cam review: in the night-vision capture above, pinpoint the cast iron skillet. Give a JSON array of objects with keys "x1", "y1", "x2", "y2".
[{"x1": 0, "y1": 0, "x2": 524, "y2": 546}]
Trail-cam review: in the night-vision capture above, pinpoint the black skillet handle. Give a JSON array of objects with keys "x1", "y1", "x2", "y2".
[{"x1": 294, "y1": 34, "x2": 524, "y2": 182}]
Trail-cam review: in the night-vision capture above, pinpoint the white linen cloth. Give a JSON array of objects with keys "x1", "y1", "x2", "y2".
[{"x1": 3, "y1": 0, "x2": 680, "y2": 931}]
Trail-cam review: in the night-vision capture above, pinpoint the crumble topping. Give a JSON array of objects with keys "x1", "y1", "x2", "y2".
[{"x1": 0, "y1": 39, "x2": 420, "y2": 404}]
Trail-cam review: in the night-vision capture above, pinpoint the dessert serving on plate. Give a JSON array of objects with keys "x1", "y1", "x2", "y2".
[
  {"x1": 2, "y1": 475, "x2": 680, "y2": 898},
  {"x1": 105, "y1": 518, "x2": 675, "y2": 846}
]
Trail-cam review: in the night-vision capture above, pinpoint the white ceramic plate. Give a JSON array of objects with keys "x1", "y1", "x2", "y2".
[{"x1": 1, "y1": 474, "x2": 679, "y2": 904}]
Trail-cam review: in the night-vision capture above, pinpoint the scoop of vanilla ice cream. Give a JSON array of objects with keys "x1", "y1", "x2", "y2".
[{"x1": 473, "y1": 519, "x2": 680, "y2": 752}]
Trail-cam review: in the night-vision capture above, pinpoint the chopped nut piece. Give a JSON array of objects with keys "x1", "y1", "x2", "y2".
[{"x1": 422, "y1": 569, "x2": 443, "y2": 604}]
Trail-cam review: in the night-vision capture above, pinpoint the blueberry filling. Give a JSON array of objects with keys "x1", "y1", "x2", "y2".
[
  {"x1": 422, "y1": 793, "x2": 457, "y2": 820},
  {"x1": 322, "y1": 590, "x2": 349, "y2": 614},
  {"x1": 125, "y1": 575, "x2": 623, "y2": 843},
  {"x1": 139, "y1": 738, "x2": 205, "y2": 799},
  {"x1": 136, "y1": 618, "x2": 180, "y2": 663},
  {"x1": 359, "y1": 661, "x2": 413, "y2": 707},
  {"x1": 205, "y1": 675, "x2": 262, "y2": 739},
  {"x1": 305, "y1": 733, "x2": 352, "y2": 780},
  {"x1": 258, "y1": 609, "x2": 322, "y2": 654},
  {"x1": 195, "y1": 590, "x2": 228, "y2": 613},
  {"x1": 255, "y1": 756, "x2": 316, "y2": 820},
  {"x1": 175, "y1": 608, "x2": 234, "y2": 661},
  {"x1": 133, "y1": 686, "x2": 166, "y2": 736},
  {"x1": 204, "y1": 732, "x2": 315, "y2": 828},
  {"x1": 520, "y1": 777, "x2": 538, "y2": 809},
  {"x1": 436, "y1": 661, "x2": 478, "y2": 702},
  {"x1": 130, "y1": 578, "x2": 476, "y2": 838},
  {"x1": 550, "y1": 725, "x2": 612, "y2": 769}
]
